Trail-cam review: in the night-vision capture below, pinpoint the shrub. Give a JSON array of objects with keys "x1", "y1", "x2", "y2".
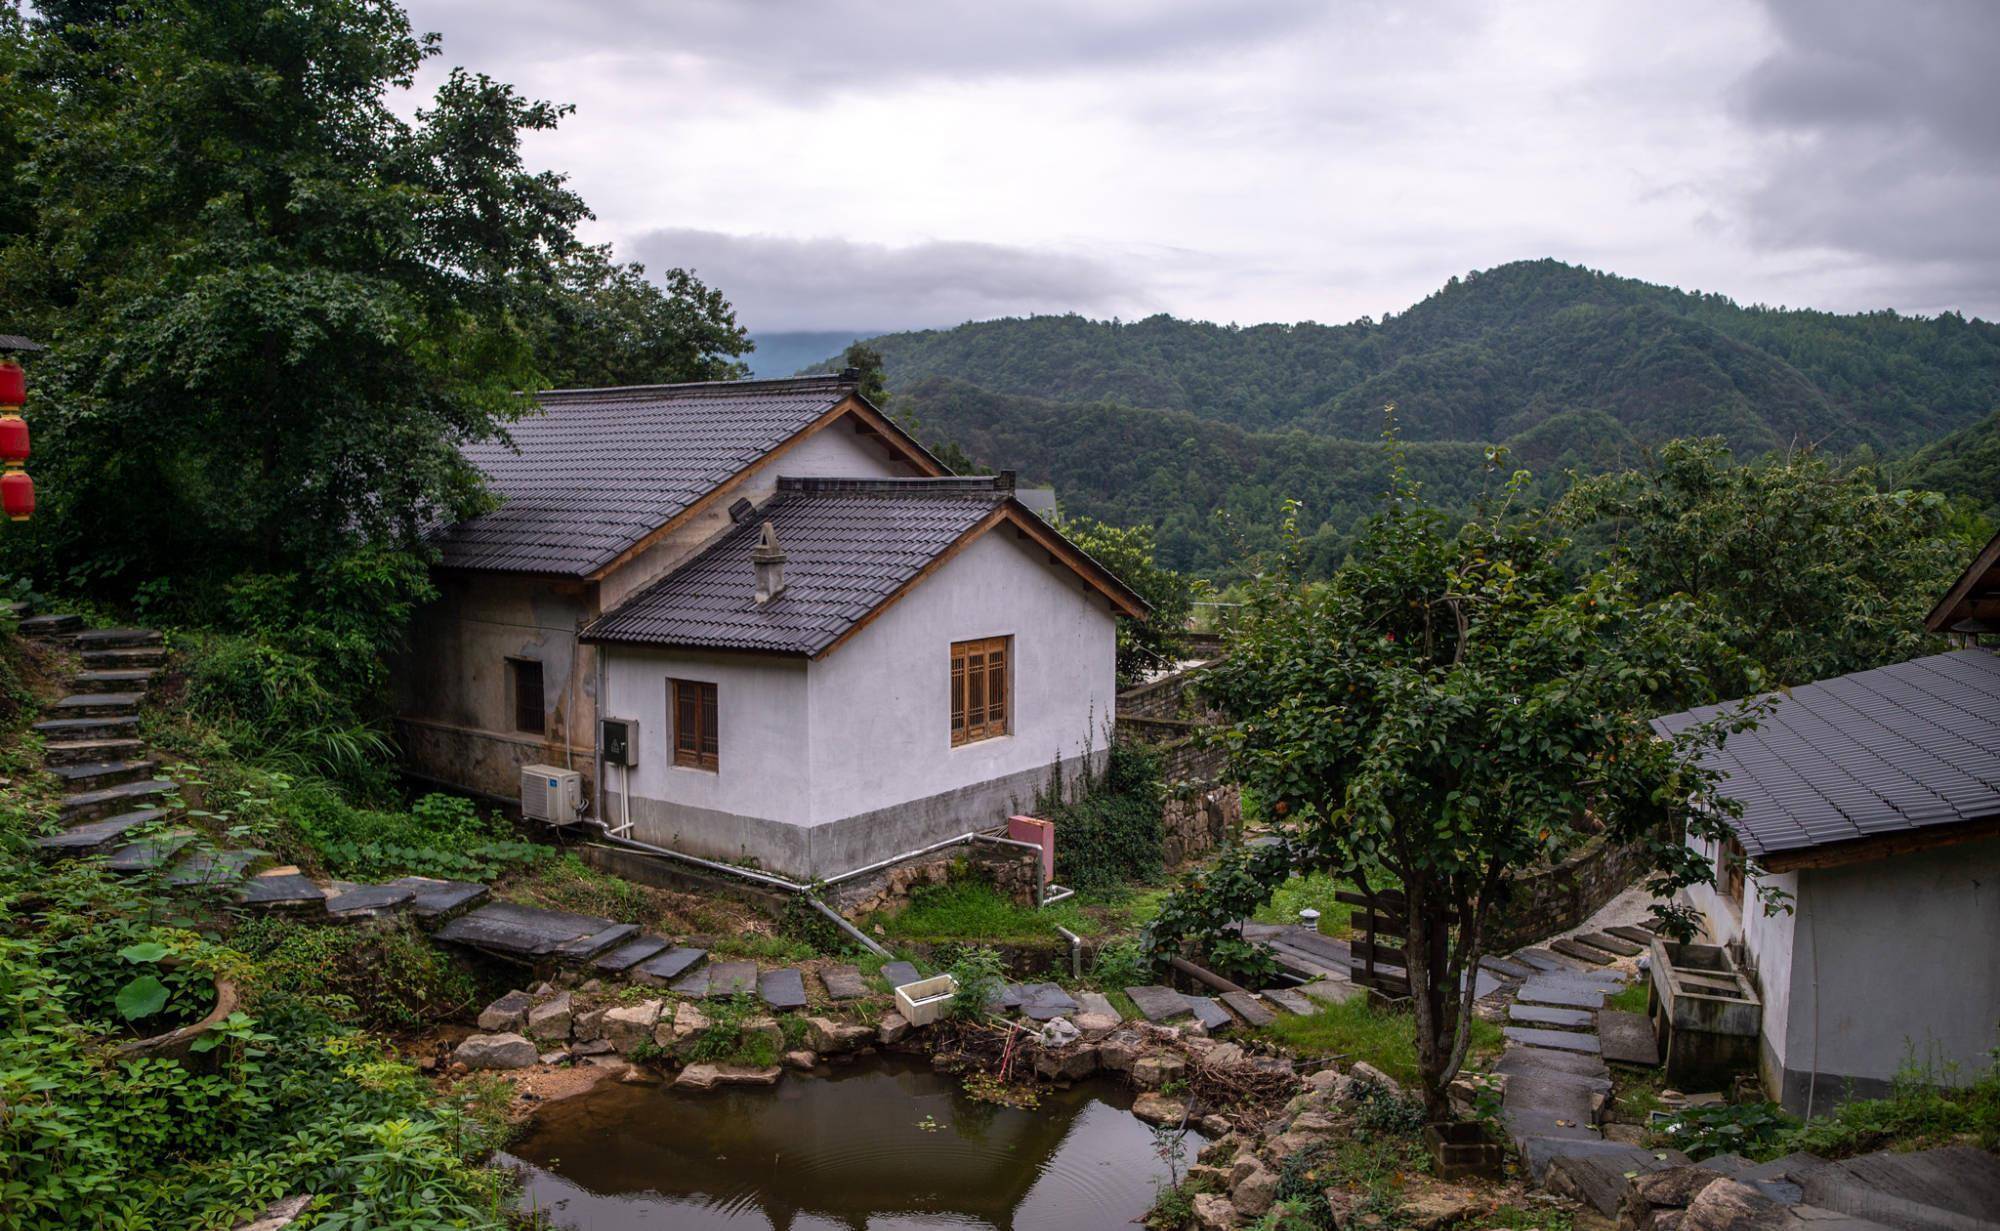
[
  {"x1": 284, "y1": 784, "x2": 547, "y2": 882},
  {"x1": 1781, "y1": 1050, "x2": 2000, "y2": 1159},
  {"x1": 1090, "y1": 936, "x2": 1154, "y2": 989},
  {"x1": 232, "y1": 918, "x2": 483, "y2": 1033},
  {"x1": 1656, "y1": 1101, "x2": 1797, "y2": 1160},
  {"x1": 1048, "y1": 742, "x2": 1165, "y2": 891},
  {"x1": 1144, "y1": 838, "x2": 1293, "y2": 985},
  {"x1": 946, "y1": 947, "x2": 1007, "y2": 1021}
]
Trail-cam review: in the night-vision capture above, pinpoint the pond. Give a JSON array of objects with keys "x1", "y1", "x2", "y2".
[{"x1": 503, "y1": 1056, "x2": 1204, "y2": 1230}]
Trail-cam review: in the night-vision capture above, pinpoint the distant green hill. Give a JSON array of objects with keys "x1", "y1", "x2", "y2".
[
  {"x1": 824, "y1": 260, "x2": 2000, "y2": 575},
  {"x1": 1902, "y1": 409, "x2": 2000, "y2": 519}
]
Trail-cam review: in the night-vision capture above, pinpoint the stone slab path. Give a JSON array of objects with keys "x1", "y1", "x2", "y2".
[
  {"x1": 1261, "y1": 987, "x2": 1318, "y2": 1015},
  {"x1": 1219, "y1": 990, "x2": 1275, "y2": 1027},
  {"x1": 1075, "y1": 990, "x2": 1122, "y2": 1023},
  {"x1": 1517, "y1": 977, "x2": 1615, "y2": 1009},
  {"x1": 1184, "y1": 995, "x2": 1233, "y2": 1032},
  {"x1": 1126, "y1": 984, "x2": 1193, "y2": 1023},
  {"x1": 593, "y1": 935, "x2": 669, "y2": 972},
  {"x1": 1509, "y1": 1003, "x2": 1596, "y2": 1030},
  {"x1": 1016, "y1": 983, "x2": 1079, "y2": 1021},
  {"x1": 632, "y1": 946, "x2": 706, "y2": 986},
  {"x1": 1504, "y1": 1025, "x2": 1604, "y2": 1054},
  {"x1": 758, "y1": 968, "x2": 807, "y2": 1010},
  {"x1": 879, "y1": 961, "x2": 921, "y2": 988},
  {"x1": 1597, "y1": 1009, "x2": 1662, "y2": 1066},
  {"x1": 820, "y1": 965, "x2": 869, "y2": 1000}
]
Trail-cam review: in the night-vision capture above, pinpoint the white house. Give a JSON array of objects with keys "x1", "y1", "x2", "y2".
[
  {"x1": 1654, "y1": 641, "x2": 2000, "y2": 1114},
  {"x1": 399, "y1": 372, "x2": 1146, "y2": 880}
]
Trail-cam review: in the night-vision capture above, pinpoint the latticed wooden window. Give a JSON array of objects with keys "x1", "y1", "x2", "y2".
[
  {"x1": 671, "y1": 679, "x2": 719, "y2": 770},
  {"x1": 950, "y1": 637, "x2": 1011, "y2": 746}
]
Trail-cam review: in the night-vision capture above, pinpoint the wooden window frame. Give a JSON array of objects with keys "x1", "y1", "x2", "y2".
[
  {"x1": 671, "y1": 678, "x2": 719, "y2": 771},
  {"x1": 950, "y1": 636, "x2": 1012, "y2": 747},
  {"x1": 508, "y1": 658, "x2": 545, "y2": 735}
]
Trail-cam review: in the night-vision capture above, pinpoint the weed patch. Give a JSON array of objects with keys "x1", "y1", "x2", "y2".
[{"x1": 1261, "y1": 994, "x2": 1502, "y2": 1088}]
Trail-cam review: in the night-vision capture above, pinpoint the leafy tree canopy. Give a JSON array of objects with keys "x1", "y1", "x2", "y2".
[
  {"x1": 1052, "y1": 513, "x2": 1201, "y2": 684},
  {"x1": 1195, "y1": 456, "x2": 1764, "y2": 1117},
  {"x1": 1561, "y1": 438, "x2": 1971, "y2": 688}
]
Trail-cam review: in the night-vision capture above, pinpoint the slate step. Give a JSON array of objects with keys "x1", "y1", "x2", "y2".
[
  {"x1": 1260, "y1": 986, "x2": 1319, "y2": 1016},
  {"x1": 1522, "y1": 1138, "x2": 1689, "y2": 1184},
  {"x1": 632, "y1": 946, "x2": 707, "y2": 987},
  {"x1": 238, "y1": 871, "x2": 329, "y2": 910},
  {"x1": 1127, "y1": 984, "x2": 1195, "y2": 1023},
  {"x1": 820, "y1": 964, "x2": 869, "y2": 1001},
  {"x1": 758, "y1": 968, "x2": 808, "y2": 1011},
  {"x1": 1576, "y1": 931, "x2": 1643, "y2": 957},
  {"x1": 75, "y1": 668, "x2": 158, "y2": 689},
  {"x1": 553, "y1": 922, "x2": 639, "y2": 962},
  {"x1": 1513, "y1": 948, "x2": 1575, "y2": 974},
  {"x1": 19, "y1": 612, "x2": 82, "y2": 638},
  {"x1": 325, "y1": 881, "x2": 418, "y2": 919},
  {"x1": 82, "y1": 646, "x2": 168, "y2": 669},
  {"x1": 1549, "y1": 937, "x2": 1621, "y2": 965},
  {"x1": 1516, "y1": 977, "x2": 1613, "y2": 1010},
  {"x1": 1481, "y1": 955, "x2": 1536, "y2": 980},
  {"x1": 397, "y1": 877, "x2": 490, "y2": 920},
  {"x1": 593, "y1": 934, "x2": 671, "y2": 973},
  {"x1": 104, "y1": 831, "x2": 196, "y2": 872},
  {"x1": 1220, "y1": 990, "x2": 1277, "y2": 1027},
  {"x1": 879, "y1": 961, "x2": 921, "y2": 989},
  {"x1": 1076, "y1": 990, "x2": 1123, "y2": 1024},
  {"x1": 1494, "y1": 1045, "x2": 1612, "y2": 1089},
  {"x1": 74, "y1": 627, "x2": 162, "y2": 649},
  {"x1": 435, "y1": 902, "x2": 625, "y2": 959},
  {"x1": 47, "y1": 692, "x2": 144, "y2": 720},
  {"x1": 1509, "y1": 1003, "x2": 1598, "y2": 1030},
  {"x1": 42, "y1": 737, "x2": 147, "y2": 766},
  {"x1": 164, "y1": 847, "x2": 268, "y2": 887},
  {"x1": 35, "y1": 808, "x2": 168, "y2": 854},
  {"x1": 1018, "y1": 983, "x2": 1081, "y2": 1022},
  {"x1": 32, "y1": 714, "x2": 140, "y2": 738},
  {"x1": 49, "y1": 758, "x2": 157, "y2": 791},
  {"x1": 676, "y1": 960, "x2": 758, "y2": 999},
  {"x1": 1185, "y1": 995, "x2": 1234, "y2": 1032},
  {"x1": 59, "y1": 776, "x2": 174, "y2": 822},
  {"x1": 1596, "y1": 1009, "x2": 1662, "y2": 1067},
  {"x1": 1504, "y1": 1026, "x2": 1603, "y2": 1054},
  {"x1": 1607, "y1": 925, "x2": 1658, "y2": 948}
]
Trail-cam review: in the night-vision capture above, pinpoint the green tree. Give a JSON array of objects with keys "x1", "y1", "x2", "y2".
[
  {"x1": 1199, "y1": 461, "x2": 1763, "y2": 1119},
  {"x1": 843, "y1": 340, "x2": 890, "y2": 408},
  {"x1": 1055, "y1": 513, "x2": 1199, "y2": 684},
  {"x1": 530, "y1": 244, "x2": 750, "y2": 389},
  {"x1": 1561, "y1": 438, "x2": 1968, "y2": 686}
]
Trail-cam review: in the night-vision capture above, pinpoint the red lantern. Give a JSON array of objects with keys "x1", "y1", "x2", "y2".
[
  {"x1": 0, "y1": 415, "x2": 26, "y2": 466},
  {"x1": 0, "y1": 362, "x2": 22, "y2": 407},
  {"x1": 1, "y1": 470, "x2": 31, "y2": 521}
]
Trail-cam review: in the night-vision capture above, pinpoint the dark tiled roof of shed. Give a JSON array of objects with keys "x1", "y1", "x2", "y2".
[
  {"x1": 428, "y1": 375, "x2": 857, "y2": 575},
  {"x1": 1651, "y1": 650, "x2": 2000, "y2": 858},
  {"x1": 583, "y1": 477, "x2": 1019, "y2": 654}
]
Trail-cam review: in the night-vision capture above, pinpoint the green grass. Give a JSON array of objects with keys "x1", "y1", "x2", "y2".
[
  {"x1": 1260, "y1": 992, "x2": 1503, "y2": 1087},
  {"x1": 1783, "y1": 1053, "x2": 2000, "y2": 1159},
  {"x1": 1607, "y1": 980, "x2": 1650, "y2": 1014},
  {"x1": 1249, "y1": 872, "x2": 1362, "y2": 939},
  {"x1": 873, "y1": 881, "x2": 1096, "y2": 943}
]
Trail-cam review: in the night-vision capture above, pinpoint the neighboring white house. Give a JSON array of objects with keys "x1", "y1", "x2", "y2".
[
  {"x1": 400, "y1": 372, "x2": 1146, "y2": 880},
  {"x1": 1654, "y1": 644, "x2": 2000, "y2": 1114}
]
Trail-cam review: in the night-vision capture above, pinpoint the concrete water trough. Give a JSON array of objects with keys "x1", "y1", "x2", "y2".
[{"x1": 1646, "y1": 938, "x2": 1760, "y2": 1087}]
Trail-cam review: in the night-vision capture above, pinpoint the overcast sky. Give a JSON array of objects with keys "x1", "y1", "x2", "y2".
[{"x1": 401, "y1": 0, "x2": 2000, "y2": 334}]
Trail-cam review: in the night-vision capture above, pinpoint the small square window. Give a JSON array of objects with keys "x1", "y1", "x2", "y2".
[
  {"x1": 509, "y1": 659, "x2": 545, "y2": 734},
  {"x1": 672, "y1": 678, "x2": 719, "y2": 770},
  {"x1": 950, "y1": 637, "x2": 1011, "y2": 746}
]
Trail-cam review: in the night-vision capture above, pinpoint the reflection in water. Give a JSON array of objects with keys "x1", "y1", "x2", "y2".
[{"x1": 504, "y1": 1055, "x2": 1203, "y2": 1231}]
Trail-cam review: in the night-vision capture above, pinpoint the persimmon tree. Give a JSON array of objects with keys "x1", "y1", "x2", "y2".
[{"x1": 1201, "y1": 460, "x2": 1765, "y2": 1119}]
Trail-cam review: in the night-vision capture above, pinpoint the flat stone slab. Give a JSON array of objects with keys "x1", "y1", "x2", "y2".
[
  {"x1": 879, "y1": 961, "x2": 921, "y2": 988},
  {"x1": 1577, "y1": 930, "x2": 1643, "y2": 957},
  {"x1": 1495, "y1": 1045, "x2": 1611, "y2": 1088},
  {"x1": 435, "y1": 902, "x2": 621, "y2": 957},
  {"x1": 164, "y1": 847, "x2": 265, "y2": 887},
  {"x1": 238, "y1": 872, "x2": 326, "y2": 907},
  {"x1": 50, "y1": 691, "x2": 145, "y2": 709},
  {"x1": 592, "y1": 935, "x2": 669, "y2": 973},
  {"x1": 1547, "y1": 1148, "x2": 1691, "y2": 1214},
  {"x1": 36, "y1": 808, "x2": 165, "y2": 852},
  {"x1": 1813, "y1": 1144, "x2": 2000, "y2": 1224},
  {"x1": 1550, "y1": 937, "x2": 1620, "y2": 965},
  {"x1": 1502, "y1": 1078, "x2": 1602, "y2": 1149},
  {"x1": 1126, "y1": 984, "x2": 1194, "y2": 1022},
  {"x1": 758, "y1": 968, "x2": 807, "y2": 1010},
  {"x1": 1075, "y1": 990, "x2": 1122, "y2": 1023},
  {"x1": 1017, "y1": 983, "x2": 1080, "y2": 1021},
  {"x1": 1522, "y1": 1136, "x2": 1687, "y2": 1183},
  {"x1": 1607, "y1": 925, "x2": 1658, "y2": 947},
  {"x1": 396, "y1": 878, "x2": 489, "y2": 919},
  {"x1": 103, "y1": 831, "x2": 193, "y2": 871},
  {"x1": 1515, "y1": 947, "x2": 1583, "y2": 974},
  {"x1": 1510, "y1": 1003, "x2": 1597, "y2": 1030},
  {"x1": 1481, "y1": 955, "x2": 1536, "y2": 980},
  {"x1": 554, "y1": 922, "x2": 639, "y2": 962},
  {"x1": 1517, "y1": 977, "x2": 1612, "y2": 1009},
  {"x1": 631, "y1": 946, "x2": 705, "y2": 986},
  {"x1": 1300, "y1": 977, "x2": 1364, "y2": 1005},
  {"x1": 1260, "y1": 987, "x2": 1318, "y2": 1015},
  {"x1": 820, "y1": 964, "x2": 869, "y2": 1000},
  {"x1": 1597, "y1": 1009, "x2": 1661, "y2": 1066},
  {"x1": 1184, "y1": 995, "x2": 1233, "y2": 1032},
  {"x1": 1220, "y1": 991, "x2": 1276, "y2": 1027},
  {"x1": 325, "y1": 881, "x2": 418, "y2": 916},
  {"x1": 702, "y1": 961, "x2": 758, "y2": 999},
  {"x1": 1505, "y1": 1026, "x2": 1602, "y2": 1054}
]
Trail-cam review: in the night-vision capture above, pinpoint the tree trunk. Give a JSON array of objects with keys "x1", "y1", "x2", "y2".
[{"x1": 1404, "y1": 876, "x2": 1456, "y2": 1121}]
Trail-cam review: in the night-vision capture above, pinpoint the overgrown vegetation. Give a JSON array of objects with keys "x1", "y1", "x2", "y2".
[
  {"x1": 1260, "y1": 994, "x2": 1503, "y2": 1089},
  {"x1": 1046, "y1": 741, "x2": 1167, "y2": 892}
]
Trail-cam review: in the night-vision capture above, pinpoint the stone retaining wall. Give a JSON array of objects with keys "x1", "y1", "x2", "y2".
[
  {"x1": 825, "y1": 841, "x2": 1041, "y2": 918},
  {"x1": 1119, "y1": 665, "x2": 1235, "y2": 867},
  {"x1": 1488, "y1": 833, "x2": 1650, "y2": 952}
]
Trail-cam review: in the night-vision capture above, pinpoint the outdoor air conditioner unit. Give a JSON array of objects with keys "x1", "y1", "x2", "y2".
[{"x1": 520, "y1": 764, "x2": 583, "y2": 825}]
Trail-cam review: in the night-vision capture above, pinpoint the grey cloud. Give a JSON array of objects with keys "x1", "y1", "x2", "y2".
[
  {"x1": 1730, "y1": 0, "x2": 2000, "y2": 312},
  {"x1": 627, "y1": 229, "x2": 1154, "y2": 331},
  {"x1": 406, "y1": 0, "x2": 1330, "y2": 100}
]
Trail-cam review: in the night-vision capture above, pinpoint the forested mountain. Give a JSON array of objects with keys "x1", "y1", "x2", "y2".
[
  {"x1": 747, "y1": 330, "x2": 871, "y2": 378},
  {"x1": 832, "y1": 261, "x2": 2000, "y2": 575},
  {"x1": 1902, "y1": 409, "x2": 2000, "y2": 519}
]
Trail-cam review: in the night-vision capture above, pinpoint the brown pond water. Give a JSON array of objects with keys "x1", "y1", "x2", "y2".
[{"x1": 503, "y1": 1056, "x2": 1205, "y2": 1230}]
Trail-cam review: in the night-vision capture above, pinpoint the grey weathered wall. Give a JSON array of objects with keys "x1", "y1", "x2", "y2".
[
  {"x1": 1485, "y1": 833, "x2": 1652, "y2": 954},
  {"x1": 1116, "y1": 665, "x2": 1234, "y2": 867}
]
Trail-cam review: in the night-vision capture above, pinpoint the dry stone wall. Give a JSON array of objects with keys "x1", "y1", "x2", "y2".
[{"x1": 1118, "y1": 665, "x2": 1235, "y2": 867}]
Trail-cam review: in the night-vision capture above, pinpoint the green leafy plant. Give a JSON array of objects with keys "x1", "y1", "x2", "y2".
[
  {"x1": 1656, "y1": 1101, "x2": 1797, "y2": 1160},
  {"x1": 1144, "y1": 839, "x2": 1292, "y2": 986},
  {"x1": 945, "y1": 947, "x2": 1007, "y2": 1021},
  {"x1": 1046, "y1": 741, "x2": 1167, "y2": 892}
]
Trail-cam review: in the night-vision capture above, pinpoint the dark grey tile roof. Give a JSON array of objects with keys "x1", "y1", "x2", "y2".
[
  {"x1": 582, "y1": 477, "x2": 1020, "y2": 654},
  {"x1": 1652, "y1": 650, "x2": 2000, "y2": 858},
  {"x1": 429, "y1": 375, "x2": 858, "y2": 575}
]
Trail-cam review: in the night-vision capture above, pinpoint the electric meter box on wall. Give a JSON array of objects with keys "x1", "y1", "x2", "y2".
[{"x1": 600, "y1": 717, "x2": 637, "y2": 767}]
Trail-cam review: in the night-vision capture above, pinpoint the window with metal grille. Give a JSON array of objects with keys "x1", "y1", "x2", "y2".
[
  {"x1": 950, "y1": 636, "x2": 1011, "y2": 746},
  {"x1": 509, "y1": 658, "x2": 545, "y2": 734},
  {"x1": 671, "y1": 678, "x2": 719, "y2": 770}
]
